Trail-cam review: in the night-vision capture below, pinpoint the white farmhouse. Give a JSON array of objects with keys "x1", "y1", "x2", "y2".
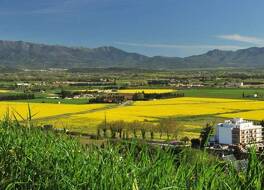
[
  {"x1": 16, "y1": 82, "x2": 30, "y2": 87},
  {"x1": 215, "y1": 118, "x2": 262, "y2": 145}
]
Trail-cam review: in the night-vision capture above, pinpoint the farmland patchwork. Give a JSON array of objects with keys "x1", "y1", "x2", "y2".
[{"x1": 1, "y1": 97, "x2": 264, "y2": 136}]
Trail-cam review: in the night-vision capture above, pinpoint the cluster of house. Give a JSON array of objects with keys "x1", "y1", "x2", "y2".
[
  {"x1": 16, "y1": 81, "x2": 48, "y2": 88},
  {"x1": 147, "y1": 79, "x2": 204, "y2": 88},
  {"x1": 211, "y1": 118, "x2": 263, "y2": 148},
  {"x1": 62, "y1": 81, "x2": 116, "y2": 87}
]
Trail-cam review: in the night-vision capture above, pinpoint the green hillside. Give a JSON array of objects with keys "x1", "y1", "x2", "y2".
[
  {"x1": 1, "y1": 40, "x2": 264, "y2": 69},
  {"x1": 0, "y1": 117, "x2": 263, "y2": 189}
]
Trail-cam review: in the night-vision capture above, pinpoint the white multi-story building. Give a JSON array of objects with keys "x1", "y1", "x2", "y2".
[{"x1": 214, "y1": 118, "x2": 262, "y2": 145}]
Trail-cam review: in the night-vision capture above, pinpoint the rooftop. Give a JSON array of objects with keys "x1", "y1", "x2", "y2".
[
  {"x1": 218, "y1": 118, "x2": 262, "y2": 130},
  {"x1": 227, "y1": 118, "x2": 249, "y2": 125}
]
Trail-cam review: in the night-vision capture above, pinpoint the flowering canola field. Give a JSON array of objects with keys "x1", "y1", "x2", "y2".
[
  {"x1": 0, "y1": 90, "x2": 11, "y2": 93},
  {"x1": 0, "y1": 102, "x2": 107, "y2": 120},
  {"x1": 1, "y1": 97, "x2": 264, "y2": 135},
  {"x1": 72, "y1": 97, "x2": 264, "y2": 124}
]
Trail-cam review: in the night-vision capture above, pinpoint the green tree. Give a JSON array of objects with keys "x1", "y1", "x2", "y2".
[
  {"x1": 132, "y1": 92, "x2": 145, "y2": 101},
  {"x1": 200, "y1": 123, "x2": 214, "y2": 148},
  {"x1": 140, "y1": 127, "x2": 146, "y2": 139},
  {"x1": 160, "y1": 118, "x2": 181, "y2": 140},
  {"x1": 60, "y1": 89, "x2": 72, "y2": 99},
  {"x1": 98, "y1": 122, "x2": 108, "y2": 138},
  {"x1": 130, "y1": 121, "x2": 141, "y2": 138},
  {"x1": 191, "y1": 138, "x2": 201, "y2": 148}
]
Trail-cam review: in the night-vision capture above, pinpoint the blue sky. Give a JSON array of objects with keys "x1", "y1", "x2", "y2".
[{"x1": 0, "y1": 0, "x2": 264, "y2": 57}]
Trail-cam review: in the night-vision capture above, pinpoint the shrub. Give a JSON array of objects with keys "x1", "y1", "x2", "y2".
[{"x1": 0, "y1": 118, "x2": 264, "y2": 189}]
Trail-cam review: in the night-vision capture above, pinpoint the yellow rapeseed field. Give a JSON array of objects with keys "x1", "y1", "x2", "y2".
[
  {"x1": 60, "y1": 97, "x2": 264, "y2": 135},
  {"x1": 117, "y1": 89, "x2": 175, "y2": 94},
  {"x1": 72, "y1": 97, "x2": 259, "y2": 123},
  {"x1": 220, "y1": 110, "x2": 264, "y2": 121},
  {"x1": 0, "y1": 102, "x2": 107, "y2": 120},
  {"x1": 1, "y1": 97, "x2": 264, "y2": 136},
  {"x1": 0, "y1": 90, "x2": 11, "y2": 93}
]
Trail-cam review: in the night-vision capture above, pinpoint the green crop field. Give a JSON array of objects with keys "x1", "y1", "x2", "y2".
[
  {"x1": 179, "y1": 88, "x2": 264, "y2": 99},
  {"x1": 16, "y1": 98, "x2": 90, "y2": 104}
]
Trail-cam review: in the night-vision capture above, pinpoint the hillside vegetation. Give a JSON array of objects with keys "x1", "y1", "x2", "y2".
[
  {"x1": 0, "y1": 116, "x2": 264, "y2": 189},
  {"x1": 2, "y1": 40, "x2": 264, "y2": 69}
]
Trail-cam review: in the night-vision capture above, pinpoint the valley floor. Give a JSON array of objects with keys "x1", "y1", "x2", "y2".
[{"x1": 1, "y1": 96, "x2": 264, "y2": 137}]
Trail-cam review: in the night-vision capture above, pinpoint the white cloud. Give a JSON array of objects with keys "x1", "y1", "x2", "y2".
[
  {"x1": 217, "y1": 34, "x2": 264, "y2": 45},
  {"x1": 115, "y1": 42, "x2": 245, "y2": 50}
]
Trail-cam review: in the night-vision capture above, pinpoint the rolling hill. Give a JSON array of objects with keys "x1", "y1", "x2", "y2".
[{"x1": 0, "y1": 40, "x2": 264, "y2": 70}]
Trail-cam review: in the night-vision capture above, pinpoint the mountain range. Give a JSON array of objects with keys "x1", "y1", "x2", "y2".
[{"x1": 0, "y1": 40, "x2": 264, "y2": 70}]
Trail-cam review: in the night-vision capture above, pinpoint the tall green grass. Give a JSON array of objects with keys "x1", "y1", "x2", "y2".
[{"x1": 0, "y1": 116, "x2": 264, "y2": 189}]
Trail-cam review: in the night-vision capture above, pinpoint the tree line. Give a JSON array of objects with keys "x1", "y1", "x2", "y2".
[
  {"x1": 97, "y1": 118, "x2": 188, "y2": 141},
  {"x1": 0, "y1": 93, "x2": 35, "y2": 101},
  {"x1": 97, "y1": 119, "x2": 215, "y2": 149},
  {"x1": 132, "y1": 92, "x2": 185, "y2": 101}
]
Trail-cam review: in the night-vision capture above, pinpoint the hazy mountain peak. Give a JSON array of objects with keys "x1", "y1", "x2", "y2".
[{"x1": 0, "y1": 40, "x2": 264, "y2": 70}]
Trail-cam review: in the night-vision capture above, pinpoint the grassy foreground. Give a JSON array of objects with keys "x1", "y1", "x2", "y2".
[{"x1": 0, "y1": 119, "x2": 264, "y2": 189}]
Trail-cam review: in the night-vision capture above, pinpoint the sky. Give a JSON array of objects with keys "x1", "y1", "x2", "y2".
[{"x1": 0, "y1": 0, "x2": 264, "y2": 57}]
